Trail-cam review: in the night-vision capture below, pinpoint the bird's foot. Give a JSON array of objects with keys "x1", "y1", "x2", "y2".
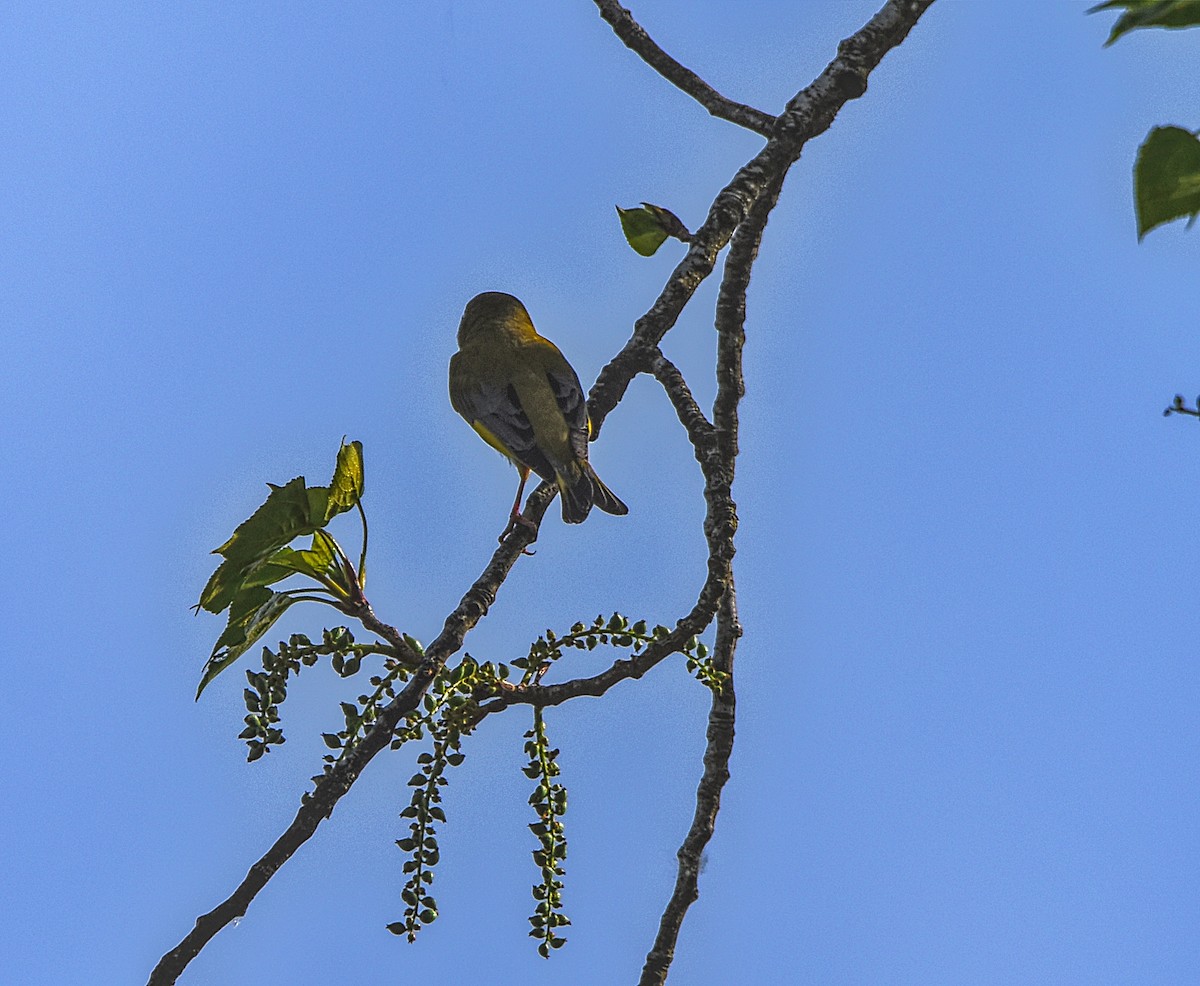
[{"x1": 499, "y1": 511, "x2": 538, "y2": 554}]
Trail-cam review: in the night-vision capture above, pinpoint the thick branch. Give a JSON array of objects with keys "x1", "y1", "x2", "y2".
[
  {"x1": 636, "y1": 162, "x2": 780, "y2": 986},
  {"x1": 640, "y1": 587, "x2": 740, "y2": 986},
  {"x1": 592, "y1": 0, "x2": 776, "y2": 137},
  {"x1": 588, "y1": 0, "x2": 935, "y2": 435},
  {"x1": 649, "y1": 347, "x2": 716, "y2": 456}
]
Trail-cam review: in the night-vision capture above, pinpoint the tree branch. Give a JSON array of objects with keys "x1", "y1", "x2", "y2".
[
  {"x1": 592, "y1": 0, "x2": 777, "y2": 137},
  {"x1": 637, "y1": 164, "x2": 780, "y2": 986},
  {"x1": 148, "y1": 529, "x2": 538, "y2": 985},
  {"x1": 640, "y1": 587, "x2": 740, "y2": 985},
  {"x1": 649, "y1": 347, "x2": 716, "y2": 456},
  {"x1": 152, "y1": 3, "x2": 934, "y2": 980},
  {"x1": 588, "y1": 0, "x2": 935, "y2": 436}
]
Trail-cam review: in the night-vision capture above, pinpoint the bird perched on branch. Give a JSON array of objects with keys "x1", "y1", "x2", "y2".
[{"x1": 449, "y1": 291, "x2": 628, "y2": 539}]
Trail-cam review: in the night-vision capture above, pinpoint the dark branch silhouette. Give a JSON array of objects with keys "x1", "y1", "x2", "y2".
[
  {"x1": 639, "y1": 167, "x2": 781, "y2": 986},
  {"x1": 150, "y1": 2, "x2": 934, "y2": 982}
]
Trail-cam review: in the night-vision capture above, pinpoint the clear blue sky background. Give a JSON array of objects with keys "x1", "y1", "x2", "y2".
[{"x1": 4, "y1": 2, "x2": 1199, "y2": 983}]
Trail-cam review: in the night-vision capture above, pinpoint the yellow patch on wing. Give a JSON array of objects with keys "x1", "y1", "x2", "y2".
[{"x1": 471, "y1": 420, "x2": 518, "y2": 464}]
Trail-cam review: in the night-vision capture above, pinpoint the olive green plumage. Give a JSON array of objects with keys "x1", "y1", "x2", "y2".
[{"x1": 449, "y1": 291, "x2": 628, "y2": 528}]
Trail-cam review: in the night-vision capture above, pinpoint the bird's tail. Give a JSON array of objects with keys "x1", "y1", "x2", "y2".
[
  {"x1": 557, "y1": 462, "x2": 595, "y2": 524},
  {"x1": 585, "y1": 464, "x2": 628, "y2": 517},
  {"x1": 557, "y1": 462, "x2": 629, "y2": 524}
]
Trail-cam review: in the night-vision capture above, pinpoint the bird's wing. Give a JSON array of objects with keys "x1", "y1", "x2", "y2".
[
  {"x1": 544, "y1": 361, "x2": 591, "y2": 463},
  {"x1": 451, "y1": 355, "x2": 557, "y2": 481}
]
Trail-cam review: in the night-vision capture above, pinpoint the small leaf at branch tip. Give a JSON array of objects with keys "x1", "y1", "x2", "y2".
[{"x1": 616, "y1": 203, "x2": 680, "y2": 256}]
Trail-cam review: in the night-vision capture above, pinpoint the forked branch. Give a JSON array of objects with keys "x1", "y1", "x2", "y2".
[{"x1": 149, "y1": 3, "x2": 933, "y2": 982}]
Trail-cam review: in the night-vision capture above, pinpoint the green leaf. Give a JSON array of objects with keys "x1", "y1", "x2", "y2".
[
  {"x1": 329, "y1": 439, "x2": 366, "y2": 516},
  {"x1": 1089, "y1": 0, "x2": 1200, "y2": 46},
  {"x1": 268, "y1": 533, "x2": 336, "y2": 582},
  {"x1": 197, "y1": 477, "x2": 324, "y2": 614},
  {"x1": 196, "y1": 589, "x2": 296, "y2": 699},
  {"x1": 616, "y1": 204, "x2": 681, "y2": 256},
  {"x1": 1134, "y1": 125, "x2": 1200, "y2": 239},
  {"x1": 196, "y1": 441, "x2": 365, "y2": 615}
]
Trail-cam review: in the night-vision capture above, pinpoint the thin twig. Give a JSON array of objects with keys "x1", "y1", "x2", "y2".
[{"x1": 592, "y1": 0, "x2": 776, "y2": 137}]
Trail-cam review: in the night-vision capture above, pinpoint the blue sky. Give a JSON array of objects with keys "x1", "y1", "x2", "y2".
[{"x1": 4, "y1": 2, "x2": 1200, "y2": 983}]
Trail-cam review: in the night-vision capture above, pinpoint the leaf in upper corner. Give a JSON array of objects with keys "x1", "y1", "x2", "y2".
[
  {"x1": 617, "y1": 202, "x2": 690, "y2": 256},
  {"x1": 328, "y1": 439, "x2": 365, "y2": 518},
  {"x1": 1134, "y1": 125, "x2": 1200, "y2": 239},
  {"x1": 1089, "y1": 0, "x2": 1200, "y2": 46},
  {"x1": 195, "y1": 588, "x2": 295, "y2": 699}
]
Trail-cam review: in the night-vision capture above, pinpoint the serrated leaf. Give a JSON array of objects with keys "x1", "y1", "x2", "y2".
[
  {"x1": 197, "y1": 478, "x2": 321, "y2": 615},
  {"x1": 1089, "y1": 0, "x2": 1200, "y2": 45},
  {"x1": 1134, "y1": 125, "x2": 1200, "y2": 239},
  {"x1": 196, "y1": 589, "x2": 296, "y2": 699}
]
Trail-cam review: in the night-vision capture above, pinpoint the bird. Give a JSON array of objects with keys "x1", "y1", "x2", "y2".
[{"x1": 449, "y1": 291, "x2": 628, "y2": 538}]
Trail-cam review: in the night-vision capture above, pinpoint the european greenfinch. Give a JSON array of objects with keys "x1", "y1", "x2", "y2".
[{"x1": 449, "y1": 292, "x2": 628, "y2": 537}]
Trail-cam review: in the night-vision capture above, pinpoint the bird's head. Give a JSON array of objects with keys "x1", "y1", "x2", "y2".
[{"x1": 457, "y1": 291, "x2": 535, "y2": 346}]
